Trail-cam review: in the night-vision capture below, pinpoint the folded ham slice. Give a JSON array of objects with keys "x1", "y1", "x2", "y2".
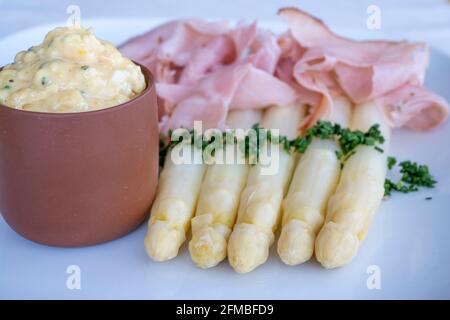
[
  {"x1": 278, "y1": 7, "x2": 449, "y2": 130},
  {"x1": 120, "y1": 20, "x2": 238, "y2": 85},
  {"x1": 377, "y1": 84, "x2": 450, "y2": 130},
  {"x1": 120, "y1": 19, "x2": 298, "y2": 132}
]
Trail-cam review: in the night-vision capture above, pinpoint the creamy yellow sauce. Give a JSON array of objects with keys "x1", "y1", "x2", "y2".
[{"x1": 0, "y1": 26, "x2": 146, "y2": 113}]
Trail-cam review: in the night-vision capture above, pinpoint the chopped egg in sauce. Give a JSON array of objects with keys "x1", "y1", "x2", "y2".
[{"x1": 0, "y1": 26, "x2": 146, "y2": 113}]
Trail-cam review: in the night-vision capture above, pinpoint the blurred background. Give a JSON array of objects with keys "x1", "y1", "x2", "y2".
[{"x1": 0, "y1": 0, "x2": 449, "y2": 54}]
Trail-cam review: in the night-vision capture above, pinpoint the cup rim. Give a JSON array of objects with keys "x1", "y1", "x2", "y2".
[{"x1": 0, "y1": 61, "x2": 154, "y2": 118}]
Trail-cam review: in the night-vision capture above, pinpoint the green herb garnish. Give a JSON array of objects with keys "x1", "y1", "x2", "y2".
[
  {"x1": 398, "y1": 161, "x2": 436, "y2": 187},
  {"x1": 81, "y1": 65, "x2": 89, "y2": 71},
  {"x1": 374, "y1": 146, "x2": 384, "y2": 153},
  {"x1": 157, "y1": 123, "x2": 437, "y2": 200},
  {"x1": 159, "y1": 121, "x2": 386, "y2": 167},
  {"x1": 3, "y1": 85, "x2": 11, "y2": 89},
  {"x1": 249, "y1": 123, "x2": 292, "y2": 160},
  {"x1": 41, "y1": 76, "x2": 48, "y2": 86},
  {"x1": 291, "y1": 121, "x2": 338, "y2": 154},
  {"x1": 338, "y1": 124, "x2": 384, "y2": 157},
  {"x1": 290, "y1": 121, "x2": 384, "y2": 164}
]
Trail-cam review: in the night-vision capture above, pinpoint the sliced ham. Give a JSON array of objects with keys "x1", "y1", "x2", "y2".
[
  {"x1": 161, "y1": 62, "x2": 298, "y2": 131},
  {"x1": 120, "y1": 10, "x2": 448, "y2": 132},
  {"x1": 278, "y1": 7, "x2": 449, "y2": 130},
  {"x1": 120, "y1": 19, "x2": 297, "y2": 131},
  {"x1": 248, "y1": 30, "x2": 280, "y2": 74},
  {"x1": 120, "y1": 20, "x2": 235, "y2": 85},
  {"x1": 230, "y1": 65, "x2": 298, "y2": 110},
  {"x1": 119, "y1": 20, "x2": 258, "y2": 85},
  {"x1": 164, "y1": 63, "x2": 250, "y2": 131},
  {"x1": 119, "y1": 19, "x2": 231, "y2": 63},
  {"x1": 377, "y1": 84, "x2": 449, "y2": 130}
]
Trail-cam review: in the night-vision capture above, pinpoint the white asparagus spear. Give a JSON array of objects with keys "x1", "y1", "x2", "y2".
[
  {"x1": 189, "y1": 109, "x2": 262, "y2": 269},
  {"x1": 144, "y1": 139, "x2": 206, "y2": 261},
  {"x1": 315, "y1": 101, "x2": 390, "y2": 269},
  {"x1": 227, "y1": 104, "x2": 305, "y2": 273},
  {"x1": 277, "y1": 96, "x2": 352, "y2": 265}
]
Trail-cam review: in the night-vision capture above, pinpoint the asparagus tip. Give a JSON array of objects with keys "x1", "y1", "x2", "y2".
[{"x1": 277, "y1": 219, "x2": 315, "y2": 266}]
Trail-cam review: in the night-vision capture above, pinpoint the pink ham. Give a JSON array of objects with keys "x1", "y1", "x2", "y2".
[
  {"x1": 119, "y1": 19, "x2": 232, "y2": 63},
  {"x1": 278, "y1": 7, "x2": 449, "y2": 130},
  {"x1": 120, "y1": 20, "x2": 235, "y2": 85},
  {"x1": 164, "y1": 63, "x2": 250, "y2": 131},
  {"x1": 119, "y1": 20, "x2": 258, "y2": 85},
  {"x1": 377, "y1": 84, "x2": 449, "y2": 130},
  {"x1": 248, "y1": 30, "x2": 281, "y2": 74},
  {"x1": 120, "y1": 19, "x2": 298, "y2": 131}
]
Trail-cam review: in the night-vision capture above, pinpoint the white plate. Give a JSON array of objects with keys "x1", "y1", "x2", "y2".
[{"x1": 0, "y1": 18, "x2": 449, "y2": 300}]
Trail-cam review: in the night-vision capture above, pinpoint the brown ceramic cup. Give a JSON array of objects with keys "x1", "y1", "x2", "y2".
[{"x1": 0, "y1": 64, "x2": 159, "y2": 247}]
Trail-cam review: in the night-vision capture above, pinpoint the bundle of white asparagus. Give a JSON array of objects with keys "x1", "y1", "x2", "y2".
[{"x1": 146, "y1": 99, "x2": 391, "y2": 272}]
